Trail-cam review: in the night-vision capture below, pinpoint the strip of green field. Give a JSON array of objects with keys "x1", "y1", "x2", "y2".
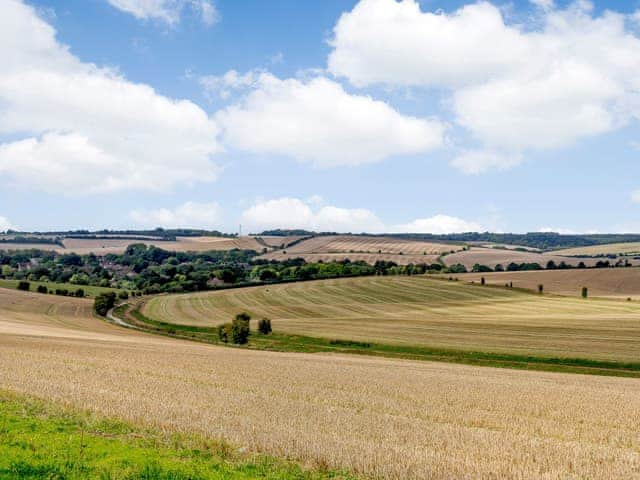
[
  {"x1": 140, "y1": 276, "x2": 640, "y2": 363},
  {"x1": 0, "y1": 279, "x2": 119, "y2": 298},
  {"x1": 0, "y1": 391, "x2": 354, "y2": 480}
]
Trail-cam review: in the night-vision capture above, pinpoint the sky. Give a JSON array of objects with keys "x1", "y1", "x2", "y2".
[{"x1": 1, "y1": 0, "x2": 640, "y2": 235}]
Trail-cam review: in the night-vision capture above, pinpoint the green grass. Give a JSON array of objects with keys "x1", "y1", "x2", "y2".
[
  {"x1": 0, "y1": 279, "x2": 119, "y2": 298},
  {"x1": 0, "y1": 390, "x2": 354, "y2": 480},
  {"x1": 118, "y1": 304, "x2": 640, "y2": 378}
]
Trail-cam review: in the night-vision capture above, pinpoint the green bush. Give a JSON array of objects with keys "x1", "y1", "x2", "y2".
[
  {"x1": 217, "y1": 323, "x2": 231, "y2": 343},
  {"x1": 75, "y1": 288, "x2": 85, "y2": 298},
  {"x1": 231, "y1": 313, "x2": 251, "y2": 344},
  {"x1": 258, "y1": 318, "x2": 272, "y2": 335},
  {"x1": 17, "y1": 281, "x2": 30, "y2": 291},
  {"x1": 36, "y1": 285, "x2": 48, "y2": 294},
  {"x1": 582, "y1": 286, "x2": 588, "y2": 299},
  {"x1": 94, "y1": 292, "x2": 116, "y2": 317}
]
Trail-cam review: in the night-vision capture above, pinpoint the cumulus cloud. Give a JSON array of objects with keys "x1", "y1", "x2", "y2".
[
  {"x1": 199, "y1": 69, "x2": 263, "y2": 100},
  {"x1": 329, "y1": 0, "x2": 640, "y2": 170},
  {"x1": 0, "y1": 0, "x2": 221, "y2": 195},
  {"x1": 129, "y1": 201, "x2": 222, "y2": 229},
  {"x1": 240, "y1": 197, "x2": 385, "y2": 233},
  {"x1": 215, "y1": 72, "x2": 445, "y2": 167},
  {"x1": 241, "y1": 197, "x2": 482, "y2": 234},
  {"x1": 106, "y1": 0, "x2": 219, "y2": 25},
  {"x1": 0, "y1": 216, "x2": 14, "y2": 232},
  {"x1": 393, "y1": 215, "x2": 482, "y2": 234},
  {"x1": 632, "y1": 190, "x2": 640, "y2": 203}
]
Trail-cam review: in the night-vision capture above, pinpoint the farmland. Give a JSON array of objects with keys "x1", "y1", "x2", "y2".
[
  {"x1": 258, "y1": 235, "x2": 461, "y2": 265},
  {"x1": 3, "y1": 287, "x2": 640, "y2": 478},
  {"x1": 0, "y1": 235, "x2": 301, "y2": 255},
  {"x1": 442, "y1": 246, "x2": 609, "y2": 269},
  {"x1": 550, "y1": 242, "x2": 640, "y2": 256},
  {"x1": 461, "y1": 268, "x2": 640, "y2": 299},
  {"x1": 141, "y1": 275, "x2": 640, "y2": 361}
]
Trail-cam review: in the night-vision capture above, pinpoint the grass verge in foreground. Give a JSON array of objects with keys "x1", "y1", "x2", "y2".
[
  {"x1": 0, "y1": 390, "x2": 354, "y2": 480},
  {"x1": 117, "y1": 304, "x2": 640, "y2": 379}
]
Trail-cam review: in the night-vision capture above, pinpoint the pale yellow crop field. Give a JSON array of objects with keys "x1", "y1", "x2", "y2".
[
  {"x1": 3, "y1": 288, "x2": 640, "y2": 479},
  {"x1": 142, "y1": 276, "x2": 640, "y2": 361},
  {"x1": 550, "y1": 242, "x2": 640, "y2": 256}
]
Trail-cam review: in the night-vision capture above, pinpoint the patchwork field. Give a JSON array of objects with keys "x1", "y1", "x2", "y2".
[
  {"x1": 0, "y1": 235, "x2": 300, "y2": 254},
  {"x1": 550, "y1": 242, "x2": 640, "y2": 256},
  {"x1": 442, "y1": 247, "x2": 608, "y2": 269},
  {"x1": 461, "y1": 268, "x2": 640, "y2": 299},
  {"x1": 258, "y1": 235, "x2": 460, "y2": 265},
  {"x1": 142, "y1": 276, "x2": 640, "y2": 361},
  {"x1": 3, "y1": 287, "x2": 640, "y2": 478}
]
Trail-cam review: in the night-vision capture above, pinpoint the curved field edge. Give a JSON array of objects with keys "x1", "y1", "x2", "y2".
[
  {"x1": 138, "y1": 275, "x2": 640, "y2": 364},
  {"x1": 120, "y1": 303, "x2": 640, "y2": 378},
  {"x1": 0, "y1": 390, "x2": 355, "y2": 480}
]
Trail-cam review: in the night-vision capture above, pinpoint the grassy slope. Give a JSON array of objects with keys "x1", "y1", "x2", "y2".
[
  {"x1": 141, "y1": 276, "x2": 640, "y2": 362},
  {"x1": 0, "y1": 279, "x2": 119, "y2": 297},
  {"x1": 0, "y1": 391, "x2": 352, "y2": 480}
]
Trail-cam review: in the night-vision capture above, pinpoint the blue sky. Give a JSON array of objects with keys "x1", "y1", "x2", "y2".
[{"x1": 1, "y1": 0, "x2": 639, "y2": 234}]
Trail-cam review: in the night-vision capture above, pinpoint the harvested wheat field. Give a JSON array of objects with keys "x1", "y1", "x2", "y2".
[
  {"x1": 550, "y1": 242, "x2": 640, "y2": 256},
  {"x1": 59, "y1": 236, "x2": 266, "y2": 254},
  {"x1": 257, "y1": 235, "x2": 459, "y2": 265},
  {"x1": 142, "y1": 276, "x2": 640, "y2": 361},
  {"x1": 461, "y1": 268, "x2": 640, "y2": 299},
  {"x1": 2, "y1": 288, "x2": 640, "y2": 479},
  {"x1": 258, "y1": 251, "x2": 440, "y2": 265},
  {"x1": 442, "y1": 247, "x2": 609, "y2": 269}
]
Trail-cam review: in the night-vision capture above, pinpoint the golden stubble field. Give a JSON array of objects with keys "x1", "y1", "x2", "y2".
[
  {"x1": 2, "y1": 288, "x2": 640, "y2": 479},
  {"x1": 257, "y1": 235, "x2": 460, "y2": 265},
  {"x1": 142, "y1": 276, "x2": 640, "y2": 361},
  {"x1": 442, "y1": 247, "x2": 609, "y2": 269},
  {"x1": 461, "y1": 268, "x2": 640, "y2": 298},
  {"x1": 550, "y1": 242, "x2": 640, "y2": 256}
]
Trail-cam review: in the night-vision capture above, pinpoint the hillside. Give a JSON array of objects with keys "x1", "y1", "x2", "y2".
[
  {"x1": 3, "y1": 286, "x2": 640, "y2": 478},
  {"x1": 549, "y1": 242, "x2": 640, "y2": 257},
  {"x1": 141, "y1": 275, "x2": 640, "y2": 361},
  {"x1": 257, "y1": 235, "x2": 461, "y2": 265},
  {"x1": 460, "y1": 268, "x2": 640, "y2": 298}
]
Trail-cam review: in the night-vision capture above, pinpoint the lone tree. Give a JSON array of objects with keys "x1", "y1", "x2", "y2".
[
  {"x1": 258, "y1": 318, "x2": 272, "y2": 335},
  {"x1": 17, "y1": 281, "x2": 30, "y2": 291},
  {"x1": 481, "y1": 277, "x2": 486, "y2": 286},
  {"x1": 538, "y1": 284, "x2": 544, "y2": 294},
  {"x1": 582, "y1": 286, "x2": 588, "y2": 299}
]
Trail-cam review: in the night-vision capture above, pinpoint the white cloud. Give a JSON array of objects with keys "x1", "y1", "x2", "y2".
[
  {"x1": 450, "y1": 150, "x2": 521, "y2": 175},
  {"x1": 240, "y1": 197, "x2": 482, "y2": 234},
  {"x1": 393, "y1": 215, "x2": 482, "y2": 234},
  {"x1": 240, "y1": 197, "x2": 385, "y2": 233},
  {"x1": 0, "y1": 0, "x2": 221, "y2": 195},
  {"x1": 129, "y1": 201, "x2": 222, "y2": 229},
  {"x1": 632, "y1": 190, "x2": 640, "y2": 203},
  {"x1": 329, "y1": 0, "x2": 640, "y2": 170},
  {"x1": 0, "y1": 216, "x2": 14, "y2": 232},
  {"x1": 106, "y1": 0, "x2": 218, "y2": 25},
  {"x1": 215, "y1": 72, "x2": 445, "y2": 167}
]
